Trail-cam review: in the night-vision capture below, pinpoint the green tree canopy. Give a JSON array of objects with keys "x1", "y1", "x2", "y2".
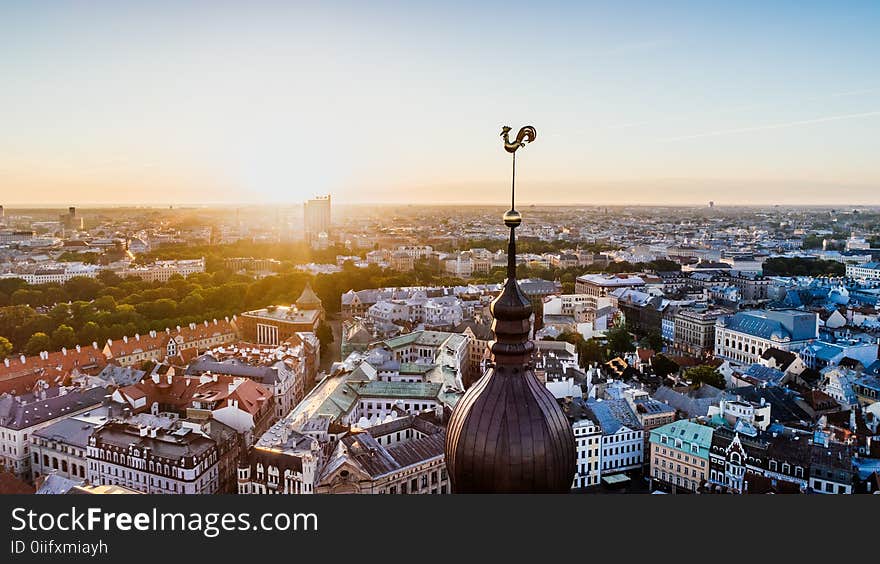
[
  {"x1": 639, "y1": 331, "x2": 663, "y2": 352},
  {"x1": 684, "y1": 364, "x2": 726, "y2": 389},
  {"x1": 24, "y1": 332, "x2": 52, "y2": 356},
  {"x1": 77, "y1": 321, "x2": 102, "y2": 346},
  {"x1": 0, "y1": 336, "x2": 12, "y2": 360},
  {"x1": 316, "y1": 321, "x2": 334, "y2": 348},
  {"x1": 606, "y1": 325, "x2": 636, "y2": 356},
  {"x1": 651, "y1": 354, "x2": 680, "y2": 378},
  {"x1": 51, "y1": 324, "x2": 77, "y2": 349}
]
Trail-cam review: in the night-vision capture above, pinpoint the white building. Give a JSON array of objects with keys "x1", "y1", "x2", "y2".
[
  {"x1": 707, "y1": 396, "x2": 772, "y2": 431},
  {"x1": 846, "y1": 262, "x2": 880, "y2": 280},
  {"x1": 0, "y1": 386, "x2": 107, "y2": 479},
  {"x1": 114, "y1": 258, "x2": 206, "y2": 282},
  {"x1": 87, "y1": 420, "x2": 220, "y2": 494},
  {"x1": 572, "y1": 418, "x2": 602, "y2": 489},
  {"x1": 586, "y1": 398, "x2": 644, "y2": 475},
  {"x1": 30, "y1": 415, "x2": 101, "y2": 483},
  {"x1": 444, "y1": 254, "x2": 474, "y2": 278},
  {"x1": 715, "y1": 309, "x2": 818, "y2": 365},
  {"x1": 1, "y1": 262, "x2": 101, "y2": 285}
]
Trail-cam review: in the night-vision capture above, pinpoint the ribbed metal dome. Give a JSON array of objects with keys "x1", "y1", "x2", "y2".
[{"x1": 445, "y1": 211, "x2": 575, "y2": 493}]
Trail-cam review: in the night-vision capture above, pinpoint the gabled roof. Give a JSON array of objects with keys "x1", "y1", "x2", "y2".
[
  {"x1": 0, "y1": 386, "x2": 108, "y2": 430},
  {"x1": 0, "y1": 344, "x2": 107, "y2": 381},
  {"x1": 732, "y1": 385, "x2": 812, "y2": 424},
  {"x1": 743, "y1": 364, "x2": 786, "y2": 386},
  {"x1": 584, "y1": 398, "x2": 642, "y2": 434},
  {"x1": 760, "y1": 347, "x2": 798, "y2": 371}
]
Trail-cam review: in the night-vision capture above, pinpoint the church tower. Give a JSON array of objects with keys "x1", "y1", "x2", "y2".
[{"x1": 444, "y1": 126, "x2": 576, "y2": 492}]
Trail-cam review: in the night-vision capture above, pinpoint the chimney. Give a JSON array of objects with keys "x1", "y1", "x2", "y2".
[
  {"x1": 62, "y1": 347, "x2": 67, "y2": 356},
  {"x1": 135, "y1": 334, "x2": 140, "y2": 341},
  {"x1": 139, "y1": 426, "x2": 149, "y2": 437},
  {"x1": 167, "y1": 373, "x2": 172, "y2": 385},
  {"x1": 41, "y1": 351, "x2": 49, "y2": 360},
  {"x1": 149, "y1": 427, "x2": 157, "y2": 438},
  {"x1": 3, "y1": 359, "x2": 8, "y2": 367},
  {"x1": 152, "y1": 372, "x2": 160, "y2": 384},
  {"x1": 92, "y1": 341, "x2": 98, "y2": 349},
  {"x1": 149, "y1": 330, "x2": 157, "y2": 338},
  {"x1": 123, "y1": 336, "x2": 128, "y2": 343},
  {"x1": 75, "y1": 344, "x2": 81, "y2": 353},
  {"x1": 20, "y1": 355, "x2": 26, "y2": 364}
]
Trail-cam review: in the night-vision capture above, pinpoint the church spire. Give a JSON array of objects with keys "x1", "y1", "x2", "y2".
[
  {"x1": 490, "y1": 126, "x2": 536, "y2": 365},
  {"x1": 444, "y1": 125, "x2": 575, "y2": 493}
]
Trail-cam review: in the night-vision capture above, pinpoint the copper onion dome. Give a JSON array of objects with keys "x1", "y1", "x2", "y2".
[{"x1": 444, "y1": 126, "x2": 575, "y2": 493}]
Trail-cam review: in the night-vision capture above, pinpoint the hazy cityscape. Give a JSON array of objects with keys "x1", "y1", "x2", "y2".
[
  {"x1": 1, "y1": 200, "x2": 879, "y2": 495},
  {"x1": 2, "y1": 1, "x2": 879, "y2": 502}
]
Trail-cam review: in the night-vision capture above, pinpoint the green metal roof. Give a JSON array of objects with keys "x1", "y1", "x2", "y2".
[
  {"x1": 649, "y1": 420, "x2": 714, "y2": 458},
  {"x1": 399, "y1": 363, "x2": 435, "y2": 374},
  {"x1": 382, "y1": 330, "x2": 453, "y2": 349},
  {"x1": 354, "y1": 381, "x2": 443, "y2": 400}
]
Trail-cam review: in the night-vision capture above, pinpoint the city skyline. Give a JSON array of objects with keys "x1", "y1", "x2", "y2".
[{"x1": 2, "y1": 1, "x2": 879, "y2": 206}]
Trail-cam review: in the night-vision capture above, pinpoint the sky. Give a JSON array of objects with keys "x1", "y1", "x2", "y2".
[{"x1": 1, "y1": 0, "x2": 879, "y2": 206}]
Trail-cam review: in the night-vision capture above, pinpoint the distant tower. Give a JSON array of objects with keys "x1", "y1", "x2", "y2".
[
  {"x1": 61, "y1": 206, "x2": 82, "y2": 231},
  {"x1": 709, "y1": 201, "x2": 714, "y2": 208},
  {"x1": 304, "y1": 195, "x2": 332, "y2": 248},
  {"x1": 445, "y1": 126, "x2": 576, "y2": 493}
]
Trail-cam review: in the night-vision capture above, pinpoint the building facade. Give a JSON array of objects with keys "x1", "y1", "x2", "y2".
[
  {"x1": 715, "y1": 309, "x2": 818, "y2": 365},
  {"x1": 572, "y1": 418, "x2": 602, "y2": 489},
  {"x1": 87, "y1": 421, "x2": 220, "y2": 494},
  {"x1": 649, "y1": 420, "x2": 712, "y2": 493}
]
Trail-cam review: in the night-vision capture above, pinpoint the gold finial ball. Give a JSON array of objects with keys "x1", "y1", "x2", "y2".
[{"x1": 503, "y1": 209, "x2": 522, "y2": 228}]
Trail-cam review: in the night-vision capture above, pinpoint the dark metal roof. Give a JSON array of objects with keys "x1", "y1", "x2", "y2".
[{"x1": 445, "y1": 229, "x2": 575, "y2": 492}]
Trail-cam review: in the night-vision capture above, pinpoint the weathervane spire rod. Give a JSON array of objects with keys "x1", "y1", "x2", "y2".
[{"x1": 500, "y1": 125, "x2": 536, "y2": 279}]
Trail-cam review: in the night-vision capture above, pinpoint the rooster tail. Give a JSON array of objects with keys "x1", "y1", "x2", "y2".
[{"x1": 516, "y1": 126, "x2": 537, "y2": 145}]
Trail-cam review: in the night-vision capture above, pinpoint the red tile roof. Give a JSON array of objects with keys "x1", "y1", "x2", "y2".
[{"x1": 0, "y1": 345, "x2": 107, "y2": 382}]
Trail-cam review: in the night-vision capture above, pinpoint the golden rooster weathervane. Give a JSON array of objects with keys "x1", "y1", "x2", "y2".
[
  {"x1": 501, "y1": 125, "x2": 536, "y2": 154},
  {"x1": 500, "y1": 125, "x2": 536, "y2": 232}
]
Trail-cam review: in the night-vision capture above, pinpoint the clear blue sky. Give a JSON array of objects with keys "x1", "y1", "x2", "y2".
[{"x1": 1, "y1": 1, "x2": 878, "y2": 205}]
